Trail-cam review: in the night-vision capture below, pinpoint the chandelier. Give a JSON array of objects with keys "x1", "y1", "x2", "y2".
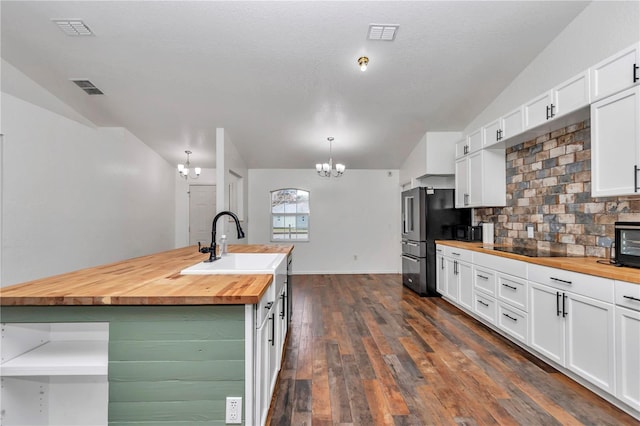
[
  {"x1": 177, "y1": 150, "x2": 201, "y2": 179},
  {"x1": 315, "y1": 137, "x2": 345, "y2": 178}
]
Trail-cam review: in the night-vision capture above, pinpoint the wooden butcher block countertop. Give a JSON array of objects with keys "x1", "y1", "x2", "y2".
[
  {"x1": 0, "y1": 244, "x2": 294, "y2": 306},
  {"x1": 436, "y1": 240, "x2": 640, "y2": 285}
]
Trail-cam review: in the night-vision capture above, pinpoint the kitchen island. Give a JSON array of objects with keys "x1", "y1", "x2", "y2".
[{"x1": 0, "y1": 244, "x2": 293, "y2": 426}]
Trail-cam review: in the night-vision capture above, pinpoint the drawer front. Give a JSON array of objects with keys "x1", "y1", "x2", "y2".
[
  {"x1": 615, "y1": 280, "x2": 640, "y2": 312},
  {"x1": 444, "y1": 246, "x2": 473, "y2": 263},
  {"x1": 498, "y1": 273, "x2": 528, "y2": 311},
  {"x1": 528, "y1": 264, "x2": 614, "y2": 303},
  {"x1": 473, "y1": 266, "x2": 496, "y2": 296},
  {"x1": 474, "y1": 252, "x2": 527, "y2": 278},
  {"x1": 498, "y1": 303, "x2": 528, "y2": 344},
  {"x1": 474, "y1": 292, "x2": 497, "y2": 325}
]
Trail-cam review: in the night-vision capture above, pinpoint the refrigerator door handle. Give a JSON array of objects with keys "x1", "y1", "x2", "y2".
[{"x1": 401, "y1": 255, "x2": 420, "y2": 263}]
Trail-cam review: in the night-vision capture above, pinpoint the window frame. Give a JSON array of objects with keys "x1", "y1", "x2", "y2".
[{"x1": 270, "y1": 188, "x2": 310, "y2": 242}]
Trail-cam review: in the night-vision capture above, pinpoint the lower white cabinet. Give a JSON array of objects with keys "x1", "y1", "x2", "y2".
[
  {"x1": 529, "y1": 273, "x2": 615, "y2": 394},
  {"x1": 497, "y1": 302, "x2": 528, "y2": 343},
  {"x1": 436, "y1": 248, "x2": 447, "y2": 296},
  {"x1": 474, "y1": 292, "x2": 497, "y2": 325},
  {"x1": 0, "y1": 323, "x2": 109, "y2": 426},
  {"x1": 615, "y1": 280, "x2": 640, "y2": 412},
  {"x1": 441, "y1": 247, "x2": 473, "y2": 305}
]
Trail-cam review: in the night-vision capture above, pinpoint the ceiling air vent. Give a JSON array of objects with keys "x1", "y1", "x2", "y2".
[
  {"x1": 71, "y1": 80, "x2": 104, "y2": 95},
  {"x1": 53, "y1": 20, "x2": 94, "y2": 36},
  {"x1": 368, "y1": 24, "x2": 399, "y2": 41}
]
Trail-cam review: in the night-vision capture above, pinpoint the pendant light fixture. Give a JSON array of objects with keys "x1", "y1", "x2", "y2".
[
  {"x1": 357, "y1": 56, "x2": 369, "y2": 72},
  {"x1": 315, "y1": 137, "x2": 346, "y2": 178},
  {"x1": 177, "y1": 150, "x2": 201, "y2": 180}
]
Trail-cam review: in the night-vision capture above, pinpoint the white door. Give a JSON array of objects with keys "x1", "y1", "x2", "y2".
[
  {"x1": 565, "y1": 292, "x2": 615, "y2": 393},
  {"x1": 445, "y1": 258, "x2": 459, "y2": 302},
  {"x1": 189, "y1": 185, "x2": 216, "y2": 246},
  {"x1": 616, "y1": 306, "x2": 640, "y2": 411},
  {"x1": 591, "y1": 86, "x2": 640, "y2": 197},
  {"x1": 457, "y1": 260, "x2": 474, "y2": 311},
  {"x1": 529, "y1": 282, "x2": 565, "y2": 365},
  {"x1": 524, "y1": 91, "x2": 553, "y2": 129},
  {"x1": 436, "y1": 252, "x2": 447, "y2": 295},
  {"x1": 454, "y1": 157, "x2": 469, "y2": 208}
]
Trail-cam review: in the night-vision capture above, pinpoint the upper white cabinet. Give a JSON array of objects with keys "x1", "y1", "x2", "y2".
[
  {"x1": 455, "y1": 138, "x2": 468, "y2": 160},
  {"x1": 467, "y1": 128, "x2": 483, "y2": 154},
  {"x1": 400, "y1": 131, "x2": 461, "y2": 184},
  {"x1": 591, "y1": 86, "x2": 640, "y2": 197},
  {"x1": 500, "y1": 107, "x2": 524, "y2": 142},
  {"x1": 455, "y1": 149, "x2": 506, "y2": 208},
  {"x1": 524, "y1": 71, "x2": 590, "y2": 131},
  {"x1": 483, "y1": 119, "x2": 502, "y2": 148},
  {"x1": 553, "y1": 71, "x2": 591, "y2": 119},
  {"x1": 590, "y1": 42, "x2": 640, "y2": 103}
]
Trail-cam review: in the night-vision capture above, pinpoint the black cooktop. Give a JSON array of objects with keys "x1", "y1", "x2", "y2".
[{"x1": 482, "y1": 246, "x2": 578, "y2": 257}]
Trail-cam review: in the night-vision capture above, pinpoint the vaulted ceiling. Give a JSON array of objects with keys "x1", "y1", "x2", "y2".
[{"x1": 1, "y1": 1, "x2": 590, "y2": 169}]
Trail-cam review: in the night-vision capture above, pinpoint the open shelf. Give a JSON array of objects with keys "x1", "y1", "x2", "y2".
[{"x1": 1, "y1": 340, "x2": 108, "y2": 376}]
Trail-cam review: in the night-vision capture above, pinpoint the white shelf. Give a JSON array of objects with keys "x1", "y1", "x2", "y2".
[{"x1": 0, "y1": 340, "x2": 108, "y2": 376}]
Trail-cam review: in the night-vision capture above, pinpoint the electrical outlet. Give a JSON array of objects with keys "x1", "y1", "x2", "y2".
[
  {"x1": 527, "y1": 224, "x2": 534, "y2": 239},
  {"x1": 225, "y1": 396, "x2": 242, "y2": 424}
]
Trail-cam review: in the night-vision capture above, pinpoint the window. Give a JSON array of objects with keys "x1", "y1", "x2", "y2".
[{"x1": 271, "y1": 188, "x2": 309, "y2": 241}]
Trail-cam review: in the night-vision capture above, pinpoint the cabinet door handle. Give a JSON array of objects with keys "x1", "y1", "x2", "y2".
[
  {"x1": 503, "y1": 313, "x2": 518, "y2": 322},
  {"x1": 556, "y1": 292, "x2": 561, "y2": 317},
  {"x1": 477, "y1": 274, "x2": 489, "y2": 280},
  {"x1": 635, "y1": 165, "x2": 639, "y2": 193},
  {"x1": 441, "y1": 257, "x2": 445, "y2": 270},
  {"x1": 454, "y1": 260, "x2": 458, "y2": 275},
  {"x1": 265, "y1": 301, "x2": 274, "y2": 309},
  {"x1": 623, "y1": 295, "x2": 640, "y2": 302},
  {"x1": 269, "y1": 313, "x2": 275, "y2": 346},
  {"x1": 546, "y1": 105, "x2": 551, "y2": 120},
  {"x1": 550, "y1": 277, "x2": 572, "y2": 285},
  {"x1": 550, "y1": 103, "x2": 555, "y2": 118},
  {"x1": 496, "y1": 129, "x2": 500, "y2": 141},
  {"x1": 464, "y1": 193, "x2": 469, "y2": 205},
  {"x1": 562, "y1": 293, "x2": 568, "y2": 318},
  {"x1": 280, "y1": 293, "x2": 286, "y2": 319},
  {"x1": 634, "y1": 63, "x2": 639, "y2": 83},
  {"x1": 502, "y1": 283, "x2": 517, "y2": 290},
  {"x1": 478, "y1": 300, "x2": 489, "y2": 307}
]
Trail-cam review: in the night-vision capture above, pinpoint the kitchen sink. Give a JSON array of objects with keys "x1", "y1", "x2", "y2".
[{"x1": 181, "y1": 253, "x2": 286, "y2": 275}]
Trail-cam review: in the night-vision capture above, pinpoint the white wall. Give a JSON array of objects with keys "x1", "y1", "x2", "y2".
[
  {"x1": 464, "y1": 1, "x2": 640, "y2": 133},
  {"x1": 216, "y1": 128, "x2": 249, "y2": 244},
  {"x1": 174, "y1": 168, "x2": 216, "y2": 248},
  {"x1": 1, "y1": 93, "x2": 175, "y2": 287},
  {"x1": 248, "y1": 169, "x2": 401, "y2": 274}
]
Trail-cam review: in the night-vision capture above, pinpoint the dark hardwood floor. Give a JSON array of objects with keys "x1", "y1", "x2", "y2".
[{"x1": 268, "y1": 274, "x2": 637, "y2": 426}]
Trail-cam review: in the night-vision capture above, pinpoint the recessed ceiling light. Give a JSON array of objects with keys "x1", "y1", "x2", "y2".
[
  {"x1": 53, "y1": 20, "x2": 94, "y2": 36},
  {"x1": 368, "y1": 24, "x2": 399, "y2": 41}
]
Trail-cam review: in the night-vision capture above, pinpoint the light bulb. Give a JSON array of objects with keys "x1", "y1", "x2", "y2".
[
  {"x1": 336, "y1": 164, "x2": 345, "y2": 173},
  {"x1": 322, "y1": 163, "x2": 330, "y2": 172},
  {"x1": 177, "y1": 164, "x2": 184, "y2": 172},
  {"x1": 357, "y1": 56, "x2": 369, "y2": 72},
  {"x1": 183, "y1": 167, "x2": 189, "y2": 176},
  {"x1": 195, "y1": 167, "x2": 202, "y2": 176},
  {"x1": 316, "y1": 164, "x2": 322, "y2": 172}
]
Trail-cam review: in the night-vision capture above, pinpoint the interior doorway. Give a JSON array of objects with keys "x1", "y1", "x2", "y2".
[{"x1": 189, "y1": 185, "x2": 216, "y2": 246}]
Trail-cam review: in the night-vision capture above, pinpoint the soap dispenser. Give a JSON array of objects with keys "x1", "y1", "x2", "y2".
[{"x1": 220, "y1": 235, "x2": 228, "y2": 256}]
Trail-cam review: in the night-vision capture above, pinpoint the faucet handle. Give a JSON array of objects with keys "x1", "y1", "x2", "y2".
[{"x1": 198, "y1": 242, "x2": 211, "y2": 254}]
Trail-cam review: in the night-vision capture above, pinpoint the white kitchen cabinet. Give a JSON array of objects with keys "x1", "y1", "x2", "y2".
[
  {"x1": 474, "y1": 291, "x2": 497, "y2": 325},
  {"x1": 0, "y1": 323, "x2": 108, "y2": 426},
  {"x1": 444, "y1": 257, "x2": 459, "y2": 302},
  {"x1": 591, "y1": 86, "x2": 640, "y2": 197},
  {"x1": 528, "y1": 266, "x2": 615, "y2": 394},
  {"x1": 590, "y1": 42, "x2": 640, "y2": 102},
  {"x1": 455, "y1": 149, "x2": 506, "y2": 208},
  {"x1": 473, "y1": 265, "x2": 497, "y2": 296},
  {"x1": 442, "y1": 247, "x2": 473, "y2": 304},
  {"x1": 468, "y1": 129, "x2": 483, "y2": 154},
  {"x1": 500, "y1": 107, "x2": 524, "y2": 141},
  {"x1": 498, "y1": 302, "x2": 528, "y2": 344},
  {"x1": 553, "y1": 71, "x2": 590, "y2": 118},
  {"x1": 454, "y1": 155, "x2": 469, "y2": 207},
  {"x1": 436, "y1": 247, "x2": 447, "y2": 296},
  {"x1": 524, "y1": 91, "x2": 553, "y2": 130},
  {"x1": 483, "y1": 119, "x2": 502, "y2": 148},
  {"x1": 455, "y1": 138, "x2": 468, "y2": 159},
  {"x1": 615, "y1": 280, "x2": 640, "y2": 412}
]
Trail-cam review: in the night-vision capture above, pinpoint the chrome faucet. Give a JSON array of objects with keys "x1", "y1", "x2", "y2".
[{"x1": 200, "y1": 211, "x2": 245, "y2": 262}]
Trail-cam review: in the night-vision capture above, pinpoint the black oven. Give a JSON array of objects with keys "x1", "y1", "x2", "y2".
[{"x1": 615, "y1": 222, "x2": 640, "y2": 268}]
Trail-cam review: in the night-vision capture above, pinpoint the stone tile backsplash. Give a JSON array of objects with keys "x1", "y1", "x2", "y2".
[{"x1": 474, "y1": 119, "x2": 640, "y2": 258}]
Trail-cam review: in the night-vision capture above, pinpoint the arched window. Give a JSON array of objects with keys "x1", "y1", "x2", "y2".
[{"x1": 270, "y1": 188, "x2": 309, "y2": 241}]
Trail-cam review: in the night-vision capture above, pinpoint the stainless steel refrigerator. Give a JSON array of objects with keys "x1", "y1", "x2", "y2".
[{"x1": 401, "y1": 188, "x2": 470, "y2": 296}]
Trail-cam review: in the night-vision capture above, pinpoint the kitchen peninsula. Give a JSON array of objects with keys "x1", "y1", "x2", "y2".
[{"x1": 0, "y1": 244, "x2": 293, "y2": 426}]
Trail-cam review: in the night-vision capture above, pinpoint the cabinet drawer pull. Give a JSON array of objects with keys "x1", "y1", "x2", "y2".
[
  {"x1": 451, "y1": 252, "x2": 461, "y2": 256},
  {"x1": 634, "y1": 63, "x2": 639, "y2": 83},
  {"x1": 623, "y1": 295, "x2": 640, "y2": 302},
  {"x1": 550, "y1": 277, "x2": 572, "y2": 285},
  {"x1": 502, "y1": 283, "x2": 517, "y2": 290},
  {"x1": 477, "y1": 300, "x2": 489, "y2": 307},
  {"x1": 503, "y1": 313, "x2": 518, "y2": 322},
  {"x1": 477, "y1": 274, "x2": 489, "y2": 280}
]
